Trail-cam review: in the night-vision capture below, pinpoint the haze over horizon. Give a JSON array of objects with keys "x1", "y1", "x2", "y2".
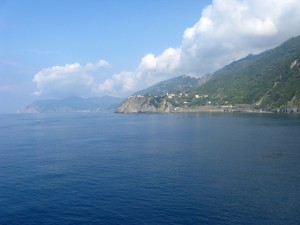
[{"x1": 1, "y1": 0, "x2": 300, "y2": 113}]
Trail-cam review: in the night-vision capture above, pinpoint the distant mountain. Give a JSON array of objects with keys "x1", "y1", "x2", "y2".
[
  {"x1": 21, "y1": 96, "x2": 123, "y2": 113},
  {"x1": 135, "y1": 74, "x2": 211, "y2": 96},
  {"x1": 116, "y1": 36, "x2": 300, "y2": 113}
]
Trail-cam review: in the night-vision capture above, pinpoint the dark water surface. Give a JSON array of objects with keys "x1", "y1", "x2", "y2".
[{"x1": 0, "y1": 112, "x2": 299, "y2": 224}]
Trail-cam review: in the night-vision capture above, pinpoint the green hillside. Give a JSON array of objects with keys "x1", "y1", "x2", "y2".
[
  {"x1": 117, "y1": 36, "x2": 300, "y2": 113},
  {"x1": 193, "y1": 36, "x2": 300, "y2": 110},
  {"x1": 135, "y1": 74, "x2": 211, "y2": 96}
]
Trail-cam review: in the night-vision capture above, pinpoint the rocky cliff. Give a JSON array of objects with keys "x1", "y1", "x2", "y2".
[{"x1": 116, "y1": 95, "x2": 166, "y2": 113}]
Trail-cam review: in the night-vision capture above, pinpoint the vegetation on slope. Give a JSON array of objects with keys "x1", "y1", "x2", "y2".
[
  {"x1": 193, "y1": 36, "x2": 300, "y2": 109},
  {"x1": 135, "y1": 74, "x2": 211, "y2": 96},
  {"x1": 117, "y1": 36, "x2": 300, "y2": 113}
]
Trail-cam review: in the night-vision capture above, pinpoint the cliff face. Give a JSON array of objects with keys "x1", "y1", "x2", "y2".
[
  {"x1": 116, "y1": 96, "x2": 165, "y2": 113},
  {"x1": 116, "y1": 75, "x2": 212, "y2": 113}
]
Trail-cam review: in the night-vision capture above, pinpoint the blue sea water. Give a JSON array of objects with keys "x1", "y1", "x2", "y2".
[{"x1": 0, "y1": 112, "x2": 299, "y2": 225}]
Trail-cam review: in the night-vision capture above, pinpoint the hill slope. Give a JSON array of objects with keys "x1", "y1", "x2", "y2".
[
  {"x1": 194, "y1": 35, "x2": 300, "y2": 110},
  {"x1": 135, "y1": 74, "x2": 211, "y2": 96},
  {"x1": 116, "y1": 36, "x2": 300, "y2": 113}
]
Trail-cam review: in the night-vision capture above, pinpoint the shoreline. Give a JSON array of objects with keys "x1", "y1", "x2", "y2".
[{"x1": 116, "y1": 105, "x2": 300, "y2": 114}]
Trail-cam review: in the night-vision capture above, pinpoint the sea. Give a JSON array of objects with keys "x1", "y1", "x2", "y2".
[{"x1": 0, "y1": 112, "x2": 299, "y2": 225}]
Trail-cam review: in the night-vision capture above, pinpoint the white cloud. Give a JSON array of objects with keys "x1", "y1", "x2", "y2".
[
  {"x1": 85, "y1": 60, "x2": 110, "y2": 71},
  {"x1": 179, "y1": 0, "x2": 300, "y2": 74},
  {"x1": 33, "y1": 0, "x2": 300, "y2": 98},
  {"x1": 33, "y1": 60, "x2": 110, "y2": 98},
  {"x1": 97, "y1": 0, "x2": 300, "y2": 96},
  {"x1": 97, "y1": 47, "x2": 182, "y2": 96}
]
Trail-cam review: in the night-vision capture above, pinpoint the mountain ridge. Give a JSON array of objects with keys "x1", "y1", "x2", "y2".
[
  {"x1": 134, "y1": 74, "x2": 212, "y2": 96},
  {"x1": 116, "y1": 36, "x2": 300, "y2": 113},
  {"x1": 20, "y1": 96, "x2": 123, "y2": 113},
  {"x1": 194, "y1": 35, "x2": 300, "y2": 109}
]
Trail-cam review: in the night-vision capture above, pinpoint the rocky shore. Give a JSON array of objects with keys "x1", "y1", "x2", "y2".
[{"x1": 115, "y1": 95, "x2": 279, "y2": 114}]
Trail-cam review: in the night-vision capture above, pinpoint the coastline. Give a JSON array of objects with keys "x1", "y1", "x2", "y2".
[
  {"x1": 116, "y1": 102, "x2": 300, "y2": 114},
  {"x1": 116, "y1": 105, "x2": 278, "y2": 114},
  {"x1": 116, "y1": 95, "x2": 300, "y2": 114}
]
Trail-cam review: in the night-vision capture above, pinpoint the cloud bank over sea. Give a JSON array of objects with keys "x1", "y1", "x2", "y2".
[{"x1": 33, "y1": 0, "x2": 300, "y2": 98}]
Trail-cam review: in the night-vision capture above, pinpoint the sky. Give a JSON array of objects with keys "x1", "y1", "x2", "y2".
[{"x1": 1, "y1": 0, "x2": 300, "y2": 113}]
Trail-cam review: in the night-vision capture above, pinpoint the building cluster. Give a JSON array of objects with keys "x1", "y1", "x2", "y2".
[{"x1": 166, "y1": 93, "x2": 209, "y2": 100}]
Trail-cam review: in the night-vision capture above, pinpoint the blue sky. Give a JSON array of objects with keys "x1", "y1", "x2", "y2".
[
  {"x1": 0, "y1": 0, "x2": 210, "y2": 112},
  {"x1": 1, "y1": 0, "x2": 209, "y2": 69},
  {"x1": 1, "y1": 0, "x2": 300, "y2": 113}
]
